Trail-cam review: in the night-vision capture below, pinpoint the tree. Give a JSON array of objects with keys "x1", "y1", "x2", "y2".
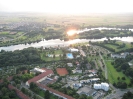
[
  {"x1": 122, "y1": 77, "x2": 126, "y2": 80},
  {"x1": 21, "y1": 87, "x2": 26, "y2": 93},
  {"x1": 78, "y1": 94, "x2": 87, "y2": 99},
  {"x1": 45, "y1": 90, "x2": 50, "y2": 99},
  {"x1": 117, "y1": 77, "x2": 120, "y2": 80}
]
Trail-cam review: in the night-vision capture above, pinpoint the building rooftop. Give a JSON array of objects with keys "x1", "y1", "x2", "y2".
[
  {"x1": 8, "y1": 84, "x2": 30, "y2": 99},
  {"x1": 37, "y1": 83, "x2": 75, "y2": 99},
  {"x1": 28, "y1": 69, "x2": 53, "y2": 84}
]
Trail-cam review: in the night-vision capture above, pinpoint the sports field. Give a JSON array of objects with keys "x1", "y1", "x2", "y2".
[{"x1": 56, "y1": 68, "x2": 68, "y2": 76}]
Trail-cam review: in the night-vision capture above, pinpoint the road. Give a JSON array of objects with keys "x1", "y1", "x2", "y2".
[
  {"x1": 80, "y1": 49, "x2": 86, "y2": 57},
  {"x1": 94, "y1": 60, "x2": 99, "y2": 69},
  {"x1": 21, "y1": 82, "x2": 44, "y2": 99},
  {"x1": 98, "y1": 60, "x2": 104, "y2": 71},
  {"x1": 99, "y1": 51, "x2": 108, "y2": 79},
  {"x1": 4, "y1": 32, "x2": 27, "y2": 42},
  {"x1": 105, "y1": 88, "x2": 133, "y2": 99}
]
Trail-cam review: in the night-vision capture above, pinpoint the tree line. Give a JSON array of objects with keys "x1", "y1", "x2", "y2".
[{"x1": 0, "y1": 47, "x2": 44, "y2": 67}]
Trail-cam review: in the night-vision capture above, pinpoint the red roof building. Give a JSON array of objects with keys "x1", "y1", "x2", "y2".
[
  {"x1": 0, "y1": 76, "x2": 13, "y2": 83},
  {"x1": 26, "y1": 68, "x2": 75, "y2": 99},
  {"x1": 26, "y1": 68, "x2": 53, "y2": 86},
  {"x1": 8, "y1": 84, "x2": 30, "y2": 99},
  {"x1": 37, "y1": 83, "x2": 75, "y2": 99}
]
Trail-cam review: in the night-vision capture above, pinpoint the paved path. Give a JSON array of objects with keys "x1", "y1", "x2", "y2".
[
  {"x1": 99, "y1": 51, "x2": 108, "y2": 79},
  {"x1": 80, "y1": 49, "x2": 86, "y2": 57},
  {"x1": 105, "y1": 88, "x2": 133, "y2": 99},
  {"x1": 21, "y1": 83, "x2": 44, "y2": 99}
]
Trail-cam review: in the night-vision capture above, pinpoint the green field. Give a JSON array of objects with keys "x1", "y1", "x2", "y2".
[
  {"x1": 105, "y1": 61, "x2": 130, "y2": 84},
  {"x1": 104, "y1": 41, "x2": 133, "y2": 52},
  {"x1": 40, "y1": 50, "x2": 63, "y2": 61}
]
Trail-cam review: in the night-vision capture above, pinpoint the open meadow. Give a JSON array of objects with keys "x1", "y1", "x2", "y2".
[{"x1": 105, "y1": 61, "x2": 130, "y2": 84}]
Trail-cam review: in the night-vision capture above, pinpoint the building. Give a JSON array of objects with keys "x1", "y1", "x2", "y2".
[
  {"x1": 37, "y1": 83, "x2": 75, "y2": 99},
  {"x1": 69, "y1": 48, "x2": 79, "y2": 52},
  {"x1": 128, "y1": 59, "x2": 133, "y2": 66},
  {"x1": 72, "y1": 69, "x2": 82, "y2": 74},
  {"x1": 111, "y1": 52, "x2": 129, "y2": 58},
  {"x1": 67, "y1": 63, "x2": 73, "y2": 67},
  {"x1": 26, "y1": 68, "x2": 75, "y2": 99},
  {"x1": 90, "y1": 78, "x2": 100, "y2": 82},
  {"x1": 30, "y1": 67, "x2": 46, "y2": 74},
  {"x1": 77, "y1": 86, "x2": 97, "y2": 96},
  {"x1": 80, "y1": 79, "x2": 90, "y2": 84},
  {"x1": 94, "y1": 83, "x2": 109, "y2": 91},
  {"x1": 73, "y1": 83, "x2": 82, "y2": 89},
  {"x1": 8, "y1": 84, "x2": 30, "y2": 99},
  {"x1": 26, "y1": 68, "x2": 53, "y2": 86}
]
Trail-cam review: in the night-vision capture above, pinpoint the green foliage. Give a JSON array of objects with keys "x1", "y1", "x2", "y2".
[
  {"x1": 122, "y1": 91, "x2": 133, "y2": 99},
  {"x1": 0, "y1": 83, "x2": 19, "y2": 99},
  {"x1": 0, "y1": 47, "x2": 43, "y2": 67},
  {"x1": 45, "y1": 90, "x2": 50, "y2": 99}
]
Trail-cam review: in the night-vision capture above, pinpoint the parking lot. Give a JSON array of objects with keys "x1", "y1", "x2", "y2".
[{"x1": 40, "y1": 78, "x2": 54, "y2": 85}]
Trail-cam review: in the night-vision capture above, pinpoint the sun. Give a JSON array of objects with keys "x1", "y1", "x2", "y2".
[{"x1": 67, "y1": 30, "x2": 77, "y2": 36}]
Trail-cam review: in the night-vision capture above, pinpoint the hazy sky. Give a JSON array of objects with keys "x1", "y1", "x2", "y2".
[{"x1": 0, "y1": 0, "x2": 133, "y2": 14}]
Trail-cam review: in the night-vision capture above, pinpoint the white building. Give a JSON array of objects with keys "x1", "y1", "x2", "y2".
[
  {"x1": 111, "y1": 52, "x2": 129, "y2": 58},
  {"x1": 73, "y1": 83, "x2": 82, "y2": 89},
  {"x1": 67, "y1": 63, "x2": 73, "y2": 67},
  {"x1": 90, "y1": 78, "x2": 100, "y2": 82},
  {"x1": 69, "y1": 48, "x2": 79, "y2": 52},
  {"x1": 34, "y1": 68, "x2": 45, "y2": 73},
  {"x1": 94, "y1": 83, "x2": 109, "y2": 91},
  {"x1": 72, "y1": 69, "x2": 82, "y2": 74},
  {"x1": 80, "y1": 79, "x2": 90, "y2": 83}
]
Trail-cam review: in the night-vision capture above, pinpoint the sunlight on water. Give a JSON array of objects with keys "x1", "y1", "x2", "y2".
[{"x1": 67, "y1": 30, "x2": 77, "y2": 36}]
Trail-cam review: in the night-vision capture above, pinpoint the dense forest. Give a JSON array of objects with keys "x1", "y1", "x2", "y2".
[{"x1": 0, "y1": 47, "x2": 43, "y2": 67}]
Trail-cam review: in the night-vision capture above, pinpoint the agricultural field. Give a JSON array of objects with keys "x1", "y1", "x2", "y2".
[{"x1": 43, "y1": 14, "x2": 133, "y2": 26}]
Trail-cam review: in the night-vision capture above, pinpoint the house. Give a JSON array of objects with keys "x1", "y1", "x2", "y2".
[
  {"x1": 73, "y1": 83, "x2": 82, "y2": 89},
  {"x1": 72, "y1": 69, "x2": 82, "y2": 74},
  {"x1": 94, "y1": 83, "x2": 109, "y2": 91},
  {"x1": 67, "y1": 63, "x2": 73, "y2": 67},
  {"x1": 88, "y1": 73, "x2": 96, "y2": 77},
  {"x1": 80, "y1": 79, "x2": 90, "y2": 84},
  {"x1": 26, "y1": 68, "x2": 53, "y2": 86},
  {"x1": 88, "y1": 69, "x2": 97, "y2": 74},
  {"x1": 69, "y1": 48, "x2": 79, "y2": 52}
]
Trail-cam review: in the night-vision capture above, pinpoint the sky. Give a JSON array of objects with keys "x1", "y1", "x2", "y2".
[{"x1": 0, "y1": 0, "x2": 133, "y2": 14}]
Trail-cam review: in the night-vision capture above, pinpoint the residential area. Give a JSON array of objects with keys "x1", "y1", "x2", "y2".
[{"x1": 0, "y1": 42, "x2": 133, "y2": 99}]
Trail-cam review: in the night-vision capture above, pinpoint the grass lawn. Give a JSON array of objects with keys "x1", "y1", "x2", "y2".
[
  {"x1": 38, "y1": 90, "x2": 58, "y2": 99},
  {"x1": 104, "y1": 41, "x2": 132, "y2": 52},
  {"x1": 105, "y1": 60, "x2": 130, "y2": 84},
  {"x1": 40, "y1": 50, "x2": 63, "y2": 61},
  {"x1": 54, "y1": 50, "x2": 63, "y2": 54},
  {"x1": 38, "y1": 90, "x2": 44, "y2": 97}
]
